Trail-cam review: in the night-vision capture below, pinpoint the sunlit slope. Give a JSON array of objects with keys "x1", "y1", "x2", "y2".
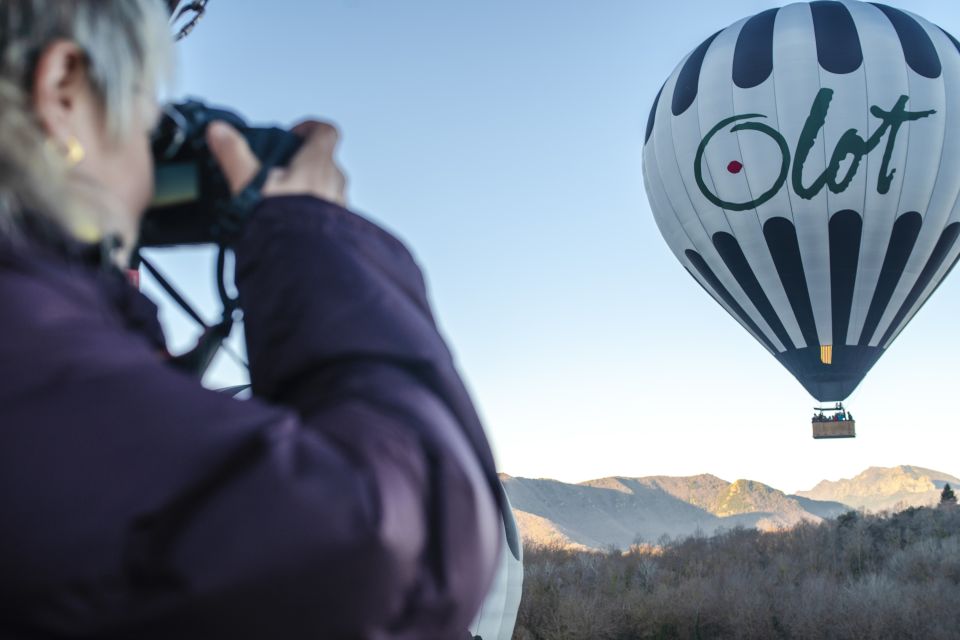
[{"x1": 797, "y1": 465, "x2": 960, "y2": 512}]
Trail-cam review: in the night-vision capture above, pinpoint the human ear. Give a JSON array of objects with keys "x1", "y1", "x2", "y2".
[{"x1": 31, "y1": 40, "x2": 89, "y2": 145}]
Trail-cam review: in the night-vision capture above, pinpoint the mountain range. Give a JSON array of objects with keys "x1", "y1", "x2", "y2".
[{"x1": 502, "y1": 465, "x2": 959, "y2": 550}]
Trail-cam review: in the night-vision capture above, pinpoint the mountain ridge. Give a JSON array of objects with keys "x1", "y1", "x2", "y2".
[
  {"x1": 796, "y1": 465, "x2": 960, "y2": 512},
  {"x1": 503, "y1": 465, "x2": 957, "y2": 550}
]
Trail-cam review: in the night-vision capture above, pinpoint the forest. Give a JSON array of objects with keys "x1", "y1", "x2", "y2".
[{"x1": 514, "y1": 502, "x2": 960, "y2": 640}]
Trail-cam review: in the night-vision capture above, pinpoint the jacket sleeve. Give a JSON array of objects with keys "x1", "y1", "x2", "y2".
[{"x1": 0, "y1": 196, "x2": 501, "y2": 639}]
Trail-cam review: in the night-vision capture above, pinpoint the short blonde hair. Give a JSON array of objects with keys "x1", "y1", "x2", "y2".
[{"x1": 0, "y1": 0, "x2": 174, "y2": 236}]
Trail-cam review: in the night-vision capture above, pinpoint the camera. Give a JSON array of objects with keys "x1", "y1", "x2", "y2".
[{"x1": 139, "y1": 99, "x2": 303, "y2": 248}]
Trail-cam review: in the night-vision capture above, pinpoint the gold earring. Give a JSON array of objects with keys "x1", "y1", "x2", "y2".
[{"x1": 64, "y1": 136, "x2": 85, "y2": 166}]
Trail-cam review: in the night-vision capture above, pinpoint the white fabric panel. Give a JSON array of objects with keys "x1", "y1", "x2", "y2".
[
  {"x1": 922, "y1": 26, "x2": 960, "y2": 221},
  {"x1": 882, "y1": 241, "x2": 960, "y2": 348},
  {"x1": 697, "y1": 19, "x2": 806, "y2": 347},
  {"x1": 468, "y1": 546, "x2": 508, "y2": 638},
  {"x1": 644, "y1": 143, "x2": 757, "y2": 348},
  {"x1": 644, "y1": 97, "x2": 695, "y2": 263},
  {"x1": 882, "y1": 11, "x2": 947, "y2": 218},
  {"x1": 670, "y1": 70, "x2": 735, "y2": 238},
  {"x1": 643, "y1": 142, "x2": 771, "y2": 346},
  {"x1": 729, "y1": 12, "x2": 810, "y2": 350},
  {"x1": 652, "y1": 71, "x2": 720, "y2": 255},
  {"x1": 882, "y1": 235, "x2": 960, "y2": 348},
  {"x1": 772, "y1": 3, "x2": 832, "y2": 345},
  {"x1": 880, "y1": 26, "x2": 960, "y2": 347},
  {"x1": 695, "y1": 18, "x2": 756, "y2": 215},
  {"x1": 647, "y1": 130, "x2": 780, "y2": 355},
  {"x1": 821, "y1": 1, "x2": 872, "y2": 225},
  {"x1": 818, "y1": 83, "x2": 870, "y2": 217},
  {"x1": 844, "y1": 1, "x2": 912, "y2": 344},
  {"x1": 643, "y1": 153, "x2": 688, "y2": 258},
  {"x1": 654, "y1": 63, "x2": 786, "y2": 351},
  {"x1": 733, "y1": 20, "x2": 796, "y2": 230},
  {"x1": 497, "y1": 506, "x2": 524, "y2": 640},
  {"x1": 869, "y1": 12, "x2": 950, "y2": 346},
  {"x1": 651, "y1": 70, "x2": 720, "y2": 259},
  {"x1": 468, "y1": 492, "x2": 523, "y2": 640},
  {"x1": 812, "y1": 1, "x2": 870, "y2": 346}
]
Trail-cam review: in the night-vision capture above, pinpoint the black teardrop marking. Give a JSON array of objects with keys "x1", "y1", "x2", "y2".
[
  {"x1": 763, "y1": 217, "x2": 819, "y2": 348},
  {"x1": 684, "y1": 251, "x2": 778, "y2": 353},
  {"x1": 939, "y1": 26, "x2": 960, "y2": 55},
  {"x1": 671, "y1": 31, "x2": 721, "y2": 116},
  {"x1": 878, "y1": 222, "x2": 960, "y2": 346},
  {"x1": 733, "y1": 8, "x2": 778, "y2": 89},
  {"x1": 829, "y1": 210, "x2": 863, "y2": 345},
  {"x1": 713, "y1": 232, "x2": 795, "y2": 351},
  {"x1": 645, "y1": 83, "x2": 665, "y2": 144},
  {"x1": 871, "y1": 3, "x2": 942, "y2": 78},
  {"x1": 810, "y1": 1, "x2": 863, "y2": 74},
  {"x1": 859, "y1": 211, "x2": 923, "y2": 345}
]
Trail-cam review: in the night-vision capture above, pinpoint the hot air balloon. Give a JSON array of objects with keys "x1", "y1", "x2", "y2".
[{"x1": 643, "y1": 1, "x2": 960, "y2": 435}]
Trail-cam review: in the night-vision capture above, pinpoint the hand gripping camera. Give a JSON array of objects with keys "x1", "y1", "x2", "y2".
[{"x1": 140, "y1": 100, "x2": 303, "y2": 248}]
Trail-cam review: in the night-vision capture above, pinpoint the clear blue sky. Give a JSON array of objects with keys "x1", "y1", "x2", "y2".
[{"x1": 142, "y1": 0, "x2": 960, "y2": 494}]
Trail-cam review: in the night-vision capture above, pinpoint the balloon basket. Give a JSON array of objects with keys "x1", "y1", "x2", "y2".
[{"x1": 812, "y1": 420, "x2": 856, "y2": 439}]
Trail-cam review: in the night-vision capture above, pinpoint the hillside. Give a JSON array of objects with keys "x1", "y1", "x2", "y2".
[
  {"x1": 501, "y1": 473, "x2": 846, "y2": 550},
  {"x1": 797, "y1": 465, "x2": 960, "y2": 512}
]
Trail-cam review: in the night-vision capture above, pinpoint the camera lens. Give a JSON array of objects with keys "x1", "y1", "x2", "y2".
[{"x1": 151, "y1": 105, "x2": 190, "y2": 161}]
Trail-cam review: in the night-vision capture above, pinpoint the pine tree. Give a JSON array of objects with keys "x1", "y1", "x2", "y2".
[{"x1": 940, "y1": 483, "x2": 957, "y2": 507}]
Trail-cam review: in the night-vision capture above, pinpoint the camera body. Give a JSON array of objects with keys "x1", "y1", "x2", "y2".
[{"x1": 139, "y1": 100, "x2": 303, "y2": 248}]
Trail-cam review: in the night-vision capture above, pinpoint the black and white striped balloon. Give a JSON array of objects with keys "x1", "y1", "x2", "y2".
[{"x1": 643, "y1": 1, "x2": 960, "y2": 401}]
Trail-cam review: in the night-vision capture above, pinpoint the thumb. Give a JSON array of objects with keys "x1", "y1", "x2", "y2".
[{"x1": 206, "y1": 121, "x2": 260, "y2": 195}]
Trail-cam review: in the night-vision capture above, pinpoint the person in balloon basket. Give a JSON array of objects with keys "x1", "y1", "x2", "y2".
[{"x1": 0, "y1": 1, "x2": 501, "y2": 637}]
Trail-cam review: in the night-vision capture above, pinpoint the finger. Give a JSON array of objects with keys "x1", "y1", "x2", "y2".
[
  {"x1": 290, "y1": 119, "x2": 325, "y2": 138},
  {"x1": 289, "y1": 122, "x2": 341, "y2": 172},
  {"x1": 206, "y1": 121, "x2": 261, "y2": 196},
  {"x1": 334, "y1": 168, "x2": 348, "y2": 206}
]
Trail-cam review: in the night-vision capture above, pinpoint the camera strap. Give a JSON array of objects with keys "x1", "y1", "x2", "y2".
[
  {"x1": 138, "y1": 166, "x2": 275, "y2": 380},
  {"x1": 139, "y1": 244, "x2": 248, "y2": 379},
  {"x1": 216, "y1": 165, "x2": 271, "y2": 243}
]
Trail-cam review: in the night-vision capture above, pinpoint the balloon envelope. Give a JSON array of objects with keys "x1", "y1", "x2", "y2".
[{"x1": 643, "y1": 1, "x2": 960, "y2": 401}]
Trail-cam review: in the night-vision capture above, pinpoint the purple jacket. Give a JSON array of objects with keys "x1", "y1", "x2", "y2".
[{"x1": 0, "y1": 196, "x2": 501, "y2": 639}]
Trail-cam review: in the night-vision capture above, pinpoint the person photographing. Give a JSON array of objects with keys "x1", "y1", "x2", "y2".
[{"x1": 0, "y1": 1, "x2": 501, "y2": 637}]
